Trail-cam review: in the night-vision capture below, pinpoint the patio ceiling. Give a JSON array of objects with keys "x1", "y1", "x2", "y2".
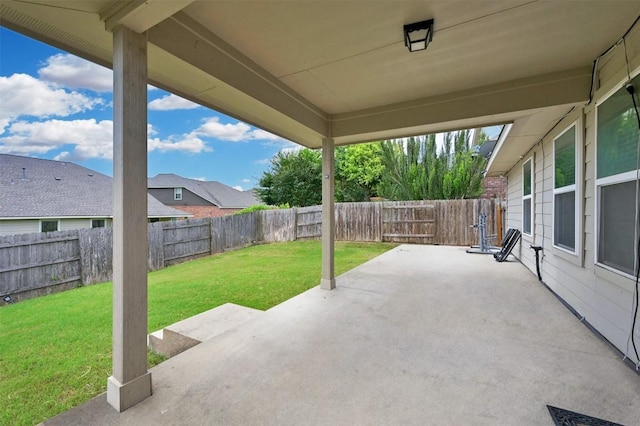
[{"x1": 2, "y1": 1, "x2": 639, "y2": 161}]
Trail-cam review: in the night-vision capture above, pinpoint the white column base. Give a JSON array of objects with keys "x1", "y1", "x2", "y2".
[
  {"x1": 321, "y1": 278, "x2": 336, "y2": 290},
  {"x1": 107, "y1": 372, "x2": 152, "y2": 412}
]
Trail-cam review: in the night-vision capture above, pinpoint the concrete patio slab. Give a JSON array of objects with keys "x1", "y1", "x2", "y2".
[
  {"x1": 44, "y1": 245, "x2": 640, "y2": 425},
  {"x1": 148, "y1": 303, "x2": 263, "y2": 357}
]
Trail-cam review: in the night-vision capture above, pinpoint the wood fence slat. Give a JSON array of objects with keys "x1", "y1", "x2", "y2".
[
  {"x1": 0, "y1": 256, "x2": 80, "y2": 273},
  {"x1": 163, "y1": 236, "x2": 211, "y2": 246},
  {"x1": 148, "y1": 222, "x2": 164, "y2": 271},
  {"x1": 78, "y1": 227, "x2": 113, "y2": 285},
  {"x1": 165, "y1": 249, "x2": 211, "y2": 262},
  {"x1": 383, "y1": 233, "x2": 435, "y2": 238},
  {"x1": 384, "y1": 219, "x2": 435, "y2": 223},
  {"x1": 50, "y1": 276, "x2": 82, "y2": 286},
  {"x1": 0, "y1": 235, "x2": 79, "y2": 249}
]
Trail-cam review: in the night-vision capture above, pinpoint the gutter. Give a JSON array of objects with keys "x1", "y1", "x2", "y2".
[{"x1": 485, "y1": 123, "x2": 513, "y2": 175}]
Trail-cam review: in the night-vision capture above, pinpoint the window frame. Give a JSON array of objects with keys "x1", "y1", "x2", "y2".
[
  {"x1": 522, "y1": 156, "x2": 534, "y2": 237},
  {"x1": 552, "y1": 122, "x2": 580, "y2": 255},
  {"x1": 594, "y1": 71, "x2": 640, "y2": 279},
  {"x1": 174, "y1": 187, "x2": 183, "y2": 201},
  {"x1": 40, "y1": 219, "x2": 59, "y2": 233},
  {"x1": 91, "y1": 219, "x2": 106, "y2": 229}
]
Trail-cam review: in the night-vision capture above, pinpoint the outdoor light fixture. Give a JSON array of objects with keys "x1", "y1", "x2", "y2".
[{"x1": 403, "y1": 19, "x2": 434, "y2": 52}]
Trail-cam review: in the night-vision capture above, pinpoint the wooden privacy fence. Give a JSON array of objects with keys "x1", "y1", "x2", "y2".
[
  {"x1": 0, "y1": 199, "x2": 498, "y2": 301},
  {"x1": 382, "y1": 204, "x2": 436, "y2": 244},
  {"x1": 292, "y1": 199, "x2": 498, "y2": 246}
]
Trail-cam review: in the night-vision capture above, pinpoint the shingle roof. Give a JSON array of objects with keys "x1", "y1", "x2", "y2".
[
  {"x1": 0, "y1": 154, "x2": 188, "y2": 219},
  {"x1": 148, "y1": 174, "x2": 260, "y2": 208}
]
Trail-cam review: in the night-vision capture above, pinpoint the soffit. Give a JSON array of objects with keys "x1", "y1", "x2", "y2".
[
  {"x1": 183, "y1": 1, "x2": 638, "y2": 114},
  {"x1": 485, "y1": 104, "x2": 582, "y2": 177}
]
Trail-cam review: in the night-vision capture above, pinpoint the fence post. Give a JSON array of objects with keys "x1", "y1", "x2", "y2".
[
  {"x1": 78, "y1": 227, "x2": 113, "y2": 285},
  {"x1": 147, "y1": 222, "x2": 164, "y2": 271},
  {"x1": 377, "y1": 202, "x2": 383, "y2": 242},
  {"x1": 77, "y1": 229, "x2": 90, "y2": 285},
  {"x1": 210, "y1": 216, "x2": 224, "y2": 254}
]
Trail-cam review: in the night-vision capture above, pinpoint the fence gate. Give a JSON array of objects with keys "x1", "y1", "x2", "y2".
[{"x1": 382, "y1": 204, "x2": 436, "y2": 244}]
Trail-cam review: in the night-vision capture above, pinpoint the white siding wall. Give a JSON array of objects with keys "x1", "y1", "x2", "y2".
[
  {"x1": 0, "y1": 218, "x2": 112, "y2": 236},
  {"x1": 59, "y1": 218, "x2": 91, "y2": 231},
  {"x1": 504, "y1": 24, "x2": 640, "y2": 362},
  {"x1": 0, "y1": 220, "x2": 39, "y2": 236}
]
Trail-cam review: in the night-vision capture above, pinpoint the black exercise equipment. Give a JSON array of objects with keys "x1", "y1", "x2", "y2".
[
  {"x1": 493, "y1": 229, "x2": 521, "y2": 262},
  {"x1": 466, "y1": 213, "x2": 500, "y2": 254}
]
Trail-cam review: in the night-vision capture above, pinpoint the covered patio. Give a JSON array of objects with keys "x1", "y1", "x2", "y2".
[
  {"x1": 3, "y1": 1, "x2": 640, "y2": 420},
  {"x1": 45, "y1": 245, "x2": 640, "y2": 425}
]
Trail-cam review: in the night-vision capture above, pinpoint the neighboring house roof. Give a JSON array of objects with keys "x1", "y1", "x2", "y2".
[
  {"x1": 148, "y1": 174, "x2": 260, "y2": 208},
  {"x1": 0, "y1": 154, "x2": 189, "y2": 219}
]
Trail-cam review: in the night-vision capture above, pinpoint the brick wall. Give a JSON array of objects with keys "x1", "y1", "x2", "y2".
[
  {"x1": 174, "y1": 206, "x2": 240, "y2": 218},
  {"x1": 481, "y1": 176, "x2": 507, "y2": 200}
]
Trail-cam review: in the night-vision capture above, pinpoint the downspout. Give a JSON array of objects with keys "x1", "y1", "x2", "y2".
[{"x1": 530, "y1": 245, "x2": 543, "y2": 281}]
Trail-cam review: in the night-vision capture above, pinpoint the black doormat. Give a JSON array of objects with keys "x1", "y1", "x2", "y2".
[{"x1": 547, "y1": 405, "x2": 624, "y2": 426}]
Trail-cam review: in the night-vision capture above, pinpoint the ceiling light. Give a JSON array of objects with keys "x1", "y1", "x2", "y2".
[{"x1": 403, "y1": 19, "x2": 434, "y2": 52}]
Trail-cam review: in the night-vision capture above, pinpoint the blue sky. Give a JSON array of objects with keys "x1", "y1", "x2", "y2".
[{"x1": 0, "y1": 28, "x2": 298, "y2": 190}]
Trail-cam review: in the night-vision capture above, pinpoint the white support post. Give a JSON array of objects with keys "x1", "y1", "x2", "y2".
[
  {"x1": 321, "y1": 137, "x2": 336, "y2": 290},
  {"x1": 107, "y1": 26, "x2": 152, "y2": 412}
]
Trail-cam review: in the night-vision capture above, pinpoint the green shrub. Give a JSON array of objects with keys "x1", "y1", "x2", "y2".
[{"x1": 234, "y1": 205, "x2": 272, "y2": 215}]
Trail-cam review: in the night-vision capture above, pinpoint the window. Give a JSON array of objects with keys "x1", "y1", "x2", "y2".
[
  {"x1": 596, "y1": 73, "x2": 640, "y2": 276},
  {"x1": 41, "y1": 220, "x2": 58, "y2": 233},
  {"x1": 553, "y1": 124, "x2": 577, "y2": 252},
  {"x1": 522, "y1": 158, "x2": 533, "y2": 236},
  {"x1": 174, "y1": 187, "x2": 182, "y2": 201},
  {"x1": 91, "y1": 219, "x2": 105, "y2": 228}
]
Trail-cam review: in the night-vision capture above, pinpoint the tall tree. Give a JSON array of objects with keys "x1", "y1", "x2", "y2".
[
  {"x1": 256, "y1": 144, "x2": 384, "y2": 206},
  {"x1": 255, "y1": 149, "x2": 322, "y2": 207},
  {"x1": 378, "y1": 131, "x2": 486, "y2": 200},
  {"x1": 335, "y1": 143, "x2": 383, "y2": 202}
]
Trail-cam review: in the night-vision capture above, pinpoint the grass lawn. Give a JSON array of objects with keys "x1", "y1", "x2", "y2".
[{"x1": 0, "y1": 240, "x2": 394, "y2": 426}]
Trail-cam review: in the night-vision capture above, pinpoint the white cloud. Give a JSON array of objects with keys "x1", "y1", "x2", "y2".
[
  {"x1": 38, "y1": 54, "x2": 113, "y2": 92},
  {"x1": 148, "y1": 132, "x2": 212, "y2": 154},
  {"x1": 0, "y1": 116, "x2": 214, "y2": 160},
  {"x1": 196, "y1": 117, "x2": 251, "y2": 142},
  {"x1": 255, "y1": 158, "x2": 271, "y2": 165},
  {"x1": 232, "y1": 185, "x2": 243, "y2": 191},
  {"x1": 249, "y1": 128, "x2": 284, "y2": 141},
  {"x1": 0, "y1": 118, "x2": 113, "y2": 160},
  {"x1": 259, "y1": 138, "x2": 299, "y2": 152},
  {"x1": 0, "y1": 74, "x2": 101, "y2": 133},
  {"x1": 148, "y1": 94, "x2": 200, "y2": 111},
  {"x1": 188, "y1": 176, "x2": 207, "y2": 181},
  {"x1": 195, "y1": 116, "x2": 293, "y2": 144},
  {"x1": 280, "y1": 145, "x2": 303, "y2": 155},
  {"x1": 241, "y1": 178, "x2": 251, "y2": 183}
]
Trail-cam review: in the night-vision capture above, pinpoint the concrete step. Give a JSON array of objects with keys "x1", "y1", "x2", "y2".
[{"x1": 148, "y1": 303, "x2": 263, "y2": 358}]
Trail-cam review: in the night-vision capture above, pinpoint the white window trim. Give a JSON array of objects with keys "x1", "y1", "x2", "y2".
[
  {"x1": 174, "y1": 187, "x2": 183, "y2": 201},
  {"x1": 552, "y1": 122, "x2": 581, "y2": 256},
  {"x1": 522, "y1": 156, "x2": 534, "y2": 237},
  {"x1": 40, "y1": 219, "x2": 59, "y2": 233},
  {"x1": 594, "y1": 68, "x2": 640, "y2": 279},
  {"x1": 91, "y1": 219, "x2": 106, "y2": 229},
  {"x1": 595, "y1": 174, "x2": 638, "y2": 280}
]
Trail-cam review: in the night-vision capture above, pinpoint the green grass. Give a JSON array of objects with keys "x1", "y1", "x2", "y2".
[{"x1": 0, "y1": 240, "x2": 394, "y2": 425}]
